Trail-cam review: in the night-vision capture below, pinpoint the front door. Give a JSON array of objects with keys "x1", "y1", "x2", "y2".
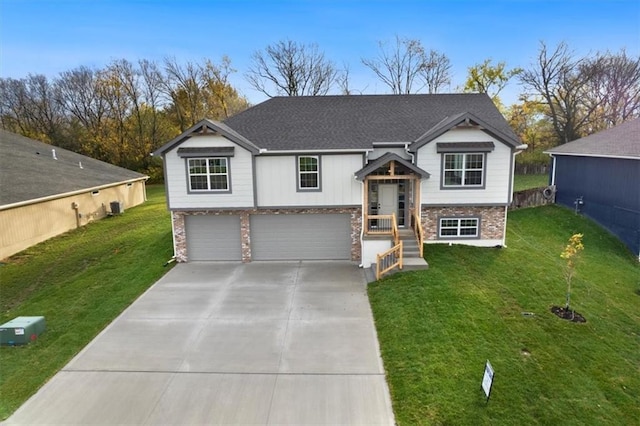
[{"x1": 379, "y1": 184, "x2": 398, "y2": 218}]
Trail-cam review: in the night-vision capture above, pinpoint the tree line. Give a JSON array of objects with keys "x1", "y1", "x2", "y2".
[{"x1": 1, "y1": 37, "x2": 638, "y2": 177}]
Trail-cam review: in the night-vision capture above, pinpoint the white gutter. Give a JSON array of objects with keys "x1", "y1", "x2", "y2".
[
  {"x1": 542, "y1": 151, "x2": 639, "y2": 161},
  {"x1": 0, "y1": 177, "x2": 148, "y2": 211},
  {"x1": 258, "y1": 148, "x2": 369, "y2": 154}
]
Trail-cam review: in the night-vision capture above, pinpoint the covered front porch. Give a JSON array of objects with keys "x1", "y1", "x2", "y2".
[{"x1": 354, "y1": 153, "x2": 430, "y2": 278}]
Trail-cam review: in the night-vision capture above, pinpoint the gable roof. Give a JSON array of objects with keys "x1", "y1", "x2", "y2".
[
  {"x1": 355, "y1": 152, "x2": 431, "y2": 181},
  {"x1": 153, "y1": 119, "x2": 260, "y2": 157},
  {"x1": 222, "y1": 94, "x2": 519, "y2": 151},
  {"x1": 411, "y1": 111, "x2": 521, "y2": 151},
  {"x1": 0, "y1": 130, "x2": 147, "y2": 207},
  {"x1": 545, "y1": 119, "x2": 640, "y2": 160}
]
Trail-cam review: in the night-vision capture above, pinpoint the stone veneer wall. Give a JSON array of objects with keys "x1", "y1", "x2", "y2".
[
  {"x1": 420, "y1": 205, "x2": 506, "y2": 242},
  {"x1": 172, "y1": 207, "x2": 362, "y2": 263}
]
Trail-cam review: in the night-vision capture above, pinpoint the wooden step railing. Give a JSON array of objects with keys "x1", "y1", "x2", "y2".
[
  {"x1": 376, "y1": 240, "x2": 403, "y2": 280},
  {"x1": 365, "y1": 214, "x2": 395, "y2": 235},
  {"x1": 410, "y1": 209, "x2": 424, "y2": 258}
]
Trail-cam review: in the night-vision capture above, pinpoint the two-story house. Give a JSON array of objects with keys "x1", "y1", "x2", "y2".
[{"x1": 153, "y1": 94, "x2": 525, "y2": 267}]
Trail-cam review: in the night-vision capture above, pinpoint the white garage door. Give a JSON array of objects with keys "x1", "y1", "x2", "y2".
[
  {"x1": 250, "y1": 214, "x2": 351, "y2": 260},
  {"x1": 185, "y1": 215, "x2": 241, "y2": 261}
]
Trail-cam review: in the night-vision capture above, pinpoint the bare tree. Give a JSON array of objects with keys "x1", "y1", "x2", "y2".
[
  {"x1": 582, "y1": 50, "x2": 640, "y2": 130},
  {"x1": 362, "y1": 35, "x2": 427, "y2": 94},
  {"x1": 246, "y1": 40, "x2": 338, "y2": 97},
  {"x1": 421, "y1": 50, "x2": 452, "y2": 93},
  {"x1": 54, "y1": 66, "x2": 108, "y2": 138},
  {"x1": 0, "y1": 74, "x2": 66, "y2": 144},
  {"x1": 520, "y1": 42, "x2": 597, "y2": 144}
]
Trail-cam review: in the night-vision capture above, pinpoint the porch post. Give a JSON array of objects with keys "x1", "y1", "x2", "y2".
[
  {"x1": 363, "y1": 177, "x2": 369, "y2": 235},
  {"x1": 415, "y1": 177, "x2": 421, "y2": 214}
]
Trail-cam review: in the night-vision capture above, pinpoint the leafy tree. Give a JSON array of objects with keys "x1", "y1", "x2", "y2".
[
  {"x1": 164, "y1": 56, "x2": 249, "y2": 131},
  {"x1": 507, "y1": 98, "x2": 558, "y2": 151},
  {"x1": 246, "y1": 40, "x2": 338, "y2": 97},
  {"x1": 463, "y1": 59, "x2": 521, "y2": 107}
]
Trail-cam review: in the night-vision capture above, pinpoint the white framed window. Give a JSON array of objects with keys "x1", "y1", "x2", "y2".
[
  {"x1": 439, "y1": 218, "x2": 479, "y2": 238},
  {"x1": 442, "y1": 153, "x2": 484, "y2": 187},
  {"x1": 297, "y1": 155, "x2": 320, "y2": 191},
  {"x1": 188, "y1": 157, "x2": 229, "y2": 192}
]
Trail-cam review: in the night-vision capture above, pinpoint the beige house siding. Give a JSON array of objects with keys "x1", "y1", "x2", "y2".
[{"x1": 0, "y1": 181, "x2": 146, "y2": 260}]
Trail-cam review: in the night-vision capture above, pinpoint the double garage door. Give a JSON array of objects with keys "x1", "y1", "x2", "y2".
[{"x1": 185, "y1": 214, "x2": 351, "y2": 261}]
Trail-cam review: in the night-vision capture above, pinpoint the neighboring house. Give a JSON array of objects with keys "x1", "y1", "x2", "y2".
[
  {"x1": 153, "y1": 94, "x2": 525, "y2": 267},
  {"x1": 0, "y1": 130, "x2": 148, "y2": 259},
  {"x1": 545, "y1": 119, "x2": 640, "y2": 260}
]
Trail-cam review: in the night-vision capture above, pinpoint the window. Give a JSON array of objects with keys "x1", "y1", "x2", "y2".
[
  {"x1": 298, "y1": 156, "x2": 320, "y2": 190},
  {"x1": 442, "y1": 153, "x2": 484, "y2": 187},
  {"x1": 439, "y1": 218, "x2": 479, "y2": 238},
  {"x1": 188, "y1": 157, "x2": 229, "y2": 192}
]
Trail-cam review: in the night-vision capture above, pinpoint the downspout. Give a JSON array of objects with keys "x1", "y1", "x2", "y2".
[
  {"x1": 503, "y1": 144, "x2": 529, "y2": 247},
  {"x1": 170, "y1": 211, "x2": 177, "y2": 261},
  {"x1": 549, "y1": 154, "x2": 557, "y2": 186},
  {"x1": 72, "y1": 202, "x2": 81, "y2": 228}
]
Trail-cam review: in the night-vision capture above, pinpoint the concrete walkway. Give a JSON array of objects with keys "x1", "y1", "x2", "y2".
[{"x1": 5, "y1": 262, "x2": 395, "y2": 425}]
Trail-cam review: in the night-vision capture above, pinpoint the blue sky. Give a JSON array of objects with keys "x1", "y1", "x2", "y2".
[{"x1": 1, "y1": 0, "x2": 638, "y2": 106}]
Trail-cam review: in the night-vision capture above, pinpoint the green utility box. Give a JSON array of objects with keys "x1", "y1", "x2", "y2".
[{"x1": 0, "y1": 316, "x2": 46, "y2": 346}]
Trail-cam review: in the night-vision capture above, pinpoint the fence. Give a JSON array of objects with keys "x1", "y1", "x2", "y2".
[
  {"x1": 510, "y1": 186, "x2": 555, "y2": 210},
  {"x1": 514, "y1": 163, "x2": 549, "y2": 175}
]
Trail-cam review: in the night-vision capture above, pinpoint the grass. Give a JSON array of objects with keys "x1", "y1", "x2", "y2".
[
  {"x1": 369, "y1": 205, "x2": 639, "y2": 425},
  {"x1": 0, "y1": 185, "x2": 174, "y2": 420},
  {"x1": 513, "y1": 174, "x2": 548, "y2": 192}
]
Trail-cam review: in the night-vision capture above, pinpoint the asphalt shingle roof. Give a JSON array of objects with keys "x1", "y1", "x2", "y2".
[
  {"x1": 222, "y1": 94, "x2": 519, "y2": 151},
  {"x1": 0, "y1": 130, "x2": 147, "y2": 206},
  {"x1": 545, "y1": 119, "x2": 640, "y2": 159}
]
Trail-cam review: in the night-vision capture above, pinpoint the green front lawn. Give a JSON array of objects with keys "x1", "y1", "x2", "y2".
[
  {"x1": 369, "y1": 205, "x2": 639, "y2": 425},
  {"x1": 0, "y1": 185, "x2": 174, "y2": 420}
]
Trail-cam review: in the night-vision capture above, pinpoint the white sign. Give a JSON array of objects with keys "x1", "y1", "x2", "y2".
[
  {"x1": 14, "y1": 328, "x2": 24, "y2": 336},
  {"x1": 481, "y1": 361, "x2": 494, "y2": 400}
]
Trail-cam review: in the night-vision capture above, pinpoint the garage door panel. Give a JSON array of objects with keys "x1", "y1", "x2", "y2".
[
  {"x1": 251, "y1": 214, "x2": 351, "y2": 260},
  {"x1": 185, "y1": 215, "x2": 241, "y2": 261}
]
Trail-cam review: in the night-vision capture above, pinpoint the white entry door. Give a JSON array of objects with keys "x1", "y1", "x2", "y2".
[{"x1": 378, "y1": 184, "x2": 398, "y2": 217}]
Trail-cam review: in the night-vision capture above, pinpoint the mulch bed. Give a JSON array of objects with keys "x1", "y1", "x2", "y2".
[{"x1": 551, "y1": 306, "x2": 587, "y2": 323}]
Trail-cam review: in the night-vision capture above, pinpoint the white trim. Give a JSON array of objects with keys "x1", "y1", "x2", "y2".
[
  {"x1": 543, "y1": 151, "x2": 640, "y2": 161},
  {"x1": 0, "y1": 177, "x2": 148, "y2": 211},
  {"x1": 438, "y1": 217, "x2": 479, "y2": 238}
]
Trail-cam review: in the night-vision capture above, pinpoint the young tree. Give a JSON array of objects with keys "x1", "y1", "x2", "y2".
[
  {"x1": 560, "y1": 233, "x2": 584, "y2": 313},
  {"x1": 246, "y1": 40, "x2": 338, "y2": 97}
]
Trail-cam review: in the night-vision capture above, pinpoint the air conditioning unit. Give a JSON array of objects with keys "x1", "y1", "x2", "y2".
[{"x1": 110, "y1": 201, "x2": 123, "y2": 215}]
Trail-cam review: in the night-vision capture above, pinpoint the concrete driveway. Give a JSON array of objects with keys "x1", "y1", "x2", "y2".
[{"x1": 5, "y1": 262, "x2": 395, "y2": 425}]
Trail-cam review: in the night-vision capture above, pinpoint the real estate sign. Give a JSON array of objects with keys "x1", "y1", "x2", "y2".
[{"x1": 481, "y1": 360, "x2": 494, "y2": 401}]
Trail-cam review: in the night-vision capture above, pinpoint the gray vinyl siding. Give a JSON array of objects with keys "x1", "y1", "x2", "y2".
[
  {"x1": 165, "y1": 135, "x2": 254, "y2": 209},
  {"x1": 185, "y1": 215, "x2": 242, "y2": 261},
  {"x1": 554, "y1": 155, "x2": 640, "y2": 257},
  {"x1": 250, "y1": 214, "x2": 351, "y2": 260},
  {"x1": 255, "y1": 154, "x2": 362, "y2": 206}
]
